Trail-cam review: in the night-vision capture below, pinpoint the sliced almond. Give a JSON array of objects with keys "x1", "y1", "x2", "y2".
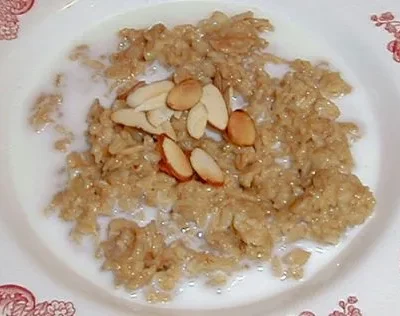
[
  {"x1": 161, "y1": 121, "x2": 177, "y2": 141},
  {"x1": 158, "y1": 135, "x2": 193, "y2": 182},
  {"x1": 147, "y1": 107, "x2": 174, "y2": 127},
  {"x1": 134, "y1": 92, "x2": 168, "y2": 112},
  {"x1": 111, "y1": 109, "x2": 164, "y2": 135},
  {"x1": 117, "y1": 80, "x2": 146, "y2": 100},
  {"x1": 167, "y1": 79, "x2": 203, "y2": 111},
  {"x1": 187, "y1": 103, "x2": 208, "y2": 139},
  {"x1": 190, "y1": 148, "x2": 224, "y2": 186},
  {"x1": 201, "y1": 83, "x2": 228, "y2": 130},
  {"x1": 227, "y1": 110, "x2": 256, "y2": 146},
  {"x1": 127, "y1": 80, "x2": 174, "y2": 108}
]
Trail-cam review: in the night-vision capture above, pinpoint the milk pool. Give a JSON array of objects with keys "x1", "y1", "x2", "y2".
[{"x1": 6, "y1": 2, "x2": 379, "y2": 311}]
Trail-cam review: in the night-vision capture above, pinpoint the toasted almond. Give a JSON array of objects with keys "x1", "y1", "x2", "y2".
[
  {"x1": 147, "y1": 107, "x2": 174, "y2": 127},
  {"x1": 201, "y1": 83, "x2": 228, "y2": 130},
  {"x1": 127, "y1": 80, "x2": 174, "y2": 108},
  {"x1": 117, "y1": 80, "x2": 146, "y2": 100},
  {"x1": 134, "y1": 93, "x2": 168, "y2": 112},
  {"x1": 167, "y1": 79, "x2": 203, "y2": 111},
  {"x1": 111, "y1": 109, "x2": 164, "y2": 135},
  {"x1": 227, "y1": 110, "x2": 256, "y2": 146},
  {"x1": 190, "y1": 148, "x2": 224, "y2": 186},
  {"x1": 161, "y1": 121, "x2": 177, "y2": 141},
  {"x1": 158, "y1": 135, "x2": 193, "y2": 181},
  {"x1": 187, "y1": 103, "x2": 208, "y2": 139}
]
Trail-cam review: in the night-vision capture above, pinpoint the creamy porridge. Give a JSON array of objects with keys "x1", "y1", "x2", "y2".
[{"x1": 29, "y1": 11, "x2": 375, "y2": 302}]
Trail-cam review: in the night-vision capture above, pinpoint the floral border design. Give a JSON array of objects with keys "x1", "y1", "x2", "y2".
[
  {"x1": 0, "y1": 0, "x2": 35, "y2": 40},
  {"x1": 299, "y1": 296, "x2": 362, "y2": 316},
  {"x1": 0, "y1": 284, "x2": 76, "y2": 316},
  {"x1": 371, "y1": 11, "x2": 400, "y2": 62}
]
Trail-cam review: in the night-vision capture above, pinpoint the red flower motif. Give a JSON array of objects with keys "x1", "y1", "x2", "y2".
[
  {"x1": 347, "y1": 296, "x2": 358, "y2": 305},
  {"x1": 8, "y1": 0, "x2": 34, "y2": 15},
  {"x1": 44, "y1": 301, "x2": 75, "y2": 316},
  {"x1": 380, "y1": 12, "x2": 395, "y2": 21},
  {"x1": 371, "y1": 11, "x2": 400, "y2": 63},
  {"x1": 385, "y1": 23, "x2": 397, "y2": 33},
  {"x1": 0, "y1": 0, "x2": 34, "y2": 40},
  {"x1": 387, "y1": 40, "x2": 400, "y2": 62},
  {"x1": 395, "y1": 50, "x2": 400, "y2": 62},
  {"x1": 330, "y1": 312, "x2": 345, "y2": 316},
  {"x1": 0, "y1": 284, "x2": 76, "y2": 316},
  {"x1": 0, "y1": 3, "x2": 19, "y2": 40},
  {"x1": 299, "y1": 296, "x2": 362, "y2": 316}
]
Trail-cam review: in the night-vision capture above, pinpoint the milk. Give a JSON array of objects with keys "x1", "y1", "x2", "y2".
[{"x1": 7, "y1": 4, "x2": 379, "y2": 310}]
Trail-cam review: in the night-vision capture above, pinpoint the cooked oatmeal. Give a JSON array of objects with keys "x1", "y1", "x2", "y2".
[
  {"x1": 29, "y1": 73, "x2": 74, "y2": 152},
  {"x1": 36, "y1": 11, "x2": 375, "y2": 302}
]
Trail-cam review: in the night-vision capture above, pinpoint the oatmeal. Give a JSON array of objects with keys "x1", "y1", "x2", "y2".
[
  {"x1": 29, "y1": 93, "x2": 63, "y2": 131},
  {"x1": 36, "y1": 11, "x2": 375, "y2": 302},
  {"x1": 29, "y1": 73, "x2": 74, "y2": 152}
]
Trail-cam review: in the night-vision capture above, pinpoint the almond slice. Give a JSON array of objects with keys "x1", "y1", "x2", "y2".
[
  {"x1": 190, "y1": 148, "x2": 224, "y2": 186},
  {"x1": 111, "y1": 109, "x2": 164, "y2": 135},
  {"x1": 117, "y1": 80, "x2": 146, "y2": 100},
  {"x1": 158, "y1": 135, "x2": 193, "y2": 182},
  {"x1": 167, "y1": 79, "x2": 203, "y2": 111},
  {"x1": 134, "y1": 93, "x2": 168, "y2": 112},
  {"x1": 227, "y1": 110, "x2": 256, "y2": 146},
  {"x1": 127, "y1": 80, "x2": 174, "y2": 108},
  {"x1": 200, "y1": 83, "x2": 228, "y2": 130},
  {"x1": 187, "y1": 102, "x2": 208, "y2": 139},
  {"x1": 161, "y1": 121, "x2": 177, "y2": 141},
  {"x1": 147, "y1": 106, "x2": 174, "y2": 127}
]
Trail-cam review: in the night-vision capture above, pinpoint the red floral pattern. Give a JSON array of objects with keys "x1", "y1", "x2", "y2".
[
  {"x1": 0, "y1": 284, "x2": 76, "y2": 316},
  {"x1": 0, "y1": 0, "x2": 34, "y2": 40},
  {"x1": 371, "y1": 12, "x2": 400, "y2": 62},
  {"x1": 299, "y1": 296, "x2": 362, "y2": 316}
]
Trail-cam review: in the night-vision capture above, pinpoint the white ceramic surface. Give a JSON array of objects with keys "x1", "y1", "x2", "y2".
[{"x1": 1, "y1": 0, "x2": 400, "y2": 315}]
